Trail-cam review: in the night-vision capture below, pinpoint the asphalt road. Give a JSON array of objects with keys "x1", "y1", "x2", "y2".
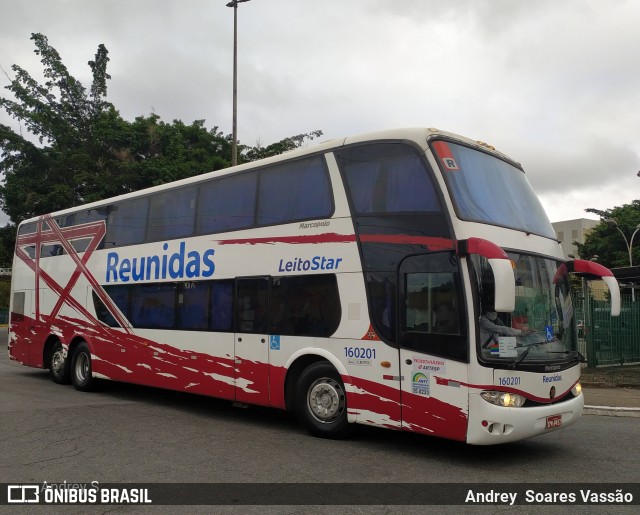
[{"x1": 1, "y1": 329, "x2": 638, "y2": 513}]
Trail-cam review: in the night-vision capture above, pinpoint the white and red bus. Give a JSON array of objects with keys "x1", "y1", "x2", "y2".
[{"x1": 8, "y1": 128, "x2": 620, "y2": 444}]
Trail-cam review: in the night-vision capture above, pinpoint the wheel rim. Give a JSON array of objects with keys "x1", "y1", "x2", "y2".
[
  {"x1": 51, "y1": 349, "x2": 64, "y2": 375},
  {"x1": 75, "y1": 352, "x2": 89, "y2": 383},
  {"x1": 307, "y1": 377, "x2": 345, "y2": 424}
]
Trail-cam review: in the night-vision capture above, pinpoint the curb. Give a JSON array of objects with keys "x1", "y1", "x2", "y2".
[
  {"x1": 583, "y1": 405, "x2": 640, "y2": 418},
  {"x1": 582, "y1": 383, "x2": 640, "y2": 388}
]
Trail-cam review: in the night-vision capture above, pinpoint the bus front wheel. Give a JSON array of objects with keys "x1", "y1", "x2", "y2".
[
  {"x1": 71, "y1": 342, "x2": 95, "y2": 392},
  {"x1": 296, "y1": 362, "x2": 350, "y2": 438}
]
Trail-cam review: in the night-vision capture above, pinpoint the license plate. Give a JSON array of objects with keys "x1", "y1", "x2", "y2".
[{"x1": 546, "y1": 415, "x2": 562, "y2": 429}]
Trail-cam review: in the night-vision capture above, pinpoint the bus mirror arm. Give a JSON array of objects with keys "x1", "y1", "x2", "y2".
[
  {"x1": 458, "y1": 238, "x2": 516, "y2": 313},
  {"x1": 567, "y1": 260, "x2": 621, "y2": 316}
]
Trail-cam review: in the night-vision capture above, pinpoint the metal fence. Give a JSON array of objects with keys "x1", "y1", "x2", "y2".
[{"x1": 574, "y1": 293, "x2": 640, "y2": 367}]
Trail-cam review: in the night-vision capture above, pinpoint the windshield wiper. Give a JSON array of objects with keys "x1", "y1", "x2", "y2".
[
  {"x1": 547, "y1": 350, "x2": 587, "y2": 363},
  {"x1": 508, "y1": 342, "x2": 544, "y2": 369}
]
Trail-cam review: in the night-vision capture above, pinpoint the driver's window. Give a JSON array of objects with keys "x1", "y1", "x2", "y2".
[
  {"x1": 399, "y1": 251, "x2": 467, "y2": 362},
  {"x1": 404, "y1": 272, "x2": 459, "y2": 335}
]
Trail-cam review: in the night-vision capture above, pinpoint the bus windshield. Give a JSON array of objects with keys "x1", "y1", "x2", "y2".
[
  {"x1": 434, "y1": 141, "x2": 556, "y2": 239},
  {"x1": 473, "y1": 252, "x2": 578, "y2": 365}
]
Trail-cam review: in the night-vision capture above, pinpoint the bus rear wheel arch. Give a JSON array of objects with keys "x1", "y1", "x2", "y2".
[{"x1": 295, "y1": 361, "x2": 350, "y2": 439}]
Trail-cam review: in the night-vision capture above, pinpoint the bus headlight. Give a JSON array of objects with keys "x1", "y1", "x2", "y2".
[
  {"x1": 480, "y1": 391, "x2": 526, "y2": 407},
  {"x1": 571, "y1": 382, "x2": 582, "y2": 396}
]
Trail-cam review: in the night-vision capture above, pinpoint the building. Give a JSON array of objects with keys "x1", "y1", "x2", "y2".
[{"x1": 551, "y1": 218, "x2": 599, "y2": 258}]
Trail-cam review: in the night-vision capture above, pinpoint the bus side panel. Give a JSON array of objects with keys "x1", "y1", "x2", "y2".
[
  {"x1": 86, "y1": 327, "x2": 238, "y2": 402},
  {"x1": 341, "y1": 340, "x2": 403, "y2": 429},
  {"x1": 8, "y1": 290, "x2": 33, "y2": 365},
  {"x1": 329, "y1": 273, "x2": 403, "y2": 428},
  {"x1": 399, "y1": 351, "x2": 469, "y2": 441}
]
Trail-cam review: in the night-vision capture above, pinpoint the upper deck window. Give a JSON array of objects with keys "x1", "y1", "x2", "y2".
[
  {"x1": 148, "y1": 186, "x2": 196, "y2": 241},
  {"x1": 339, "y1": 143, "x2": 441, "y2": 215},
  {"x1": 257, "y1": 156, "x2": 332, "y2": 225},
  {"x1": 197, "y1": 173, "x2": 257, "y2": 235},
  {"x1": 433, "y1": 141, "x2": 555, "y2": 238},
  {"x1": 106, "y1": 197, "x2": 149, "y2": 247}
]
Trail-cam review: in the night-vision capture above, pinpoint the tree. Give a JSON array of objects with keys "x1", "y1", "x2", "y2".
[
  {"x1": 575, "y1": 200, "x2": 640, "y2": 268},
  {"x1": 0, "y1": 225, "x2": 15, "y2": 268},
  {"x1": 0, "y1": 34, "x2": 235, "y2": 223},
  {"x1": 0, "y1": 33, "x2": 322, "y2": 266},
  {"x1": 244, "y1": 130, "x2": 324, "y2": 161}
]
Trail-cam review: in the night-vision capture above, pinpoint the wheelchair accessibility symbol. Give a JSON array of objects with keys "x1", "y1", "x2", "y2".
[
  {"x1": 545, "y1": 326, "x2": 554, "y2": 341},
  {"x1": 270, "y1": 335, "x2": 280, "y2": 350}
]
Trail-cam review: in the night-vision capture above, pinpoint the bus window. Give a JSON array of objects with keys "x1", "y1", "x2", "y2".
[
  {"x1": 41, "y1": 244, "x2": 64, "y2": 257},
  {"x1": 130, "y1": 283, "x2": 177, "y2": 329},
  {"x1": 41, "y1": 214, "x2": 75, "y2": 256},
  {"x1": 179, "y1": 281, "x2": 209, "y2": 331},
  {"x1": 436, "y1": 141, "x2": 555, "y2": 238},
  {"x1": 18, "y1": 222, "x2": 37, "y2": 235},
  {"x1": 404, "y1": 272, "x2": 459, "y2": 335},
  {"x1": 74, "y1": 208, "x2": 108, "y2": 251},
  {"x1": 75, "y1": 207, "x2": 108, "y2": 226},
  {"x1": 366, "y1": 271, "x2": 396, "y2": 342},
  {"x1": 99, "y1": 285, "x2": 131, "y2": 326},
  {"x1": 257, "y1": 157, "x2": 332, "y2": 225},
  {"x1": 236, "y1": 278, "x2": 269, "y2": 334},
  {"x1": 92, "y1": 291, "x2": 120, "y2": 328},
  {"x1": 210, "y1": 280, "x2": 234, "y2": 332},
  {"x1": 106, "y1": 197, "x2": 149, "y2": 247},
  {"x1": 340, "y1": 144, "x2": 441, "y2": 214},
  {"x1": 399, "y1": 252, "x2": 467, "y2": 361},
  {"x1": 270, "y1": 275, "x2": 340, "y2": 337},
  {"x1": 147, "y1": 186, "x2": 196, "y2": 242},
  {"x1": 196, "y1": 173, "x2": 257, "y2": 234}
]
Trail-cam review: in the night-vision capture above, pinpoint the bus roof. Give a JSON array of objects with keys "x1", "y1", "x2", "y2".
[{"x1": 18, "y1": 127, "x2": 517, "y2": 225}]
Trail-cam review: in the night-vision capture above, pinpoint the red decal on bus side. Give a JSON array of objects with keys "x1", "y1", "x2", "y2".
[
  {"x1": 361, "y1": 324, "x2": 380, "y2": 340},
  {"x1": 345, "y1": 375, "x2": 467, "y2": 441}
]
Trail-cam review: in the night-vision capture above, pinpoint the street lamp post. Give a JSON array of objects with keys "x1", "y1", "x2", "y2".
[
  {"x1": 605, "y1": 218, "x2": 640, "y2": 302},
  {"x1": 604, "y1": 218, "x2": 640, "y2": 267},
  {"x1": 226, "y1": 0, "x2": 251, "y2": 167}
]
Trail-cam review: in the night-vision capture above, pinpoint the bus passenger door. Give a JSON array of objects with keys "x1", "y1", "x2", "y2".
[
  {"x1": 398, "y1": 253, "x2": 469, "y2": 442},
  {"x1": 234, "y1": 277, "x2": 270, "y2": 407}
]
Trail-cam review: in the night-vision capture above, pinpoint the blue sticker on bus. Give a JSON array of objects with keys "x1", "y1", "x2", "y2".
[
  {"x1": 545, "y1": 326, "x2": 554, "y2": 341},
  {"x1": 270, "y1": 335, "x2": 280, "y2": 350}
]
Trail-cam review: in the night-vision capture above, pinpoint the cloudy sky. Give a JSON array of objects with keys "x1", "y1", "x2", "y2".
[{"x1": 1, "y1": 0, "x2": 638, "y2": 226}]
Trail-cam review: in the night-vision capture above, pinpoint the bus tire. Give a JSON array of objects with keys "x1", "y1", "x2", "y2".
[
  {"x1": 295, "y1": 361, "x2": 350, "y2": 439},
  {"x1": 49, "y1": 341, "x2": 70, "y2": 384},
  {"x1": 71, "y1": 342, "x2": 94, "y2": 392}
]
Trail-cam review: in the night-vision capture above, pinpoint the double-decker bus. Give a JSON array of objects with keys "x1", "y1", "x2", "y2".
[{"x1": 8, "y1": 128, "x2": 620, "y2": 444}]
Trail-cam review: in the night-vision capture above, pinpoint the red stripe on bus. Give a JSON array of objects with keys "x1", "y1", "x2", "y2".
[
  {"x1": 216, "y1": 233, "x2": 356, "y2": 245},
  {"x1": 217, "y1": 233, "x2": 454, "y2": 251},
  {"x1": 434, "y1": 376, "x2": 576, "y2": 404},
  {"x1": 358, "y1": 234, "x2": 454, "y2": 250}
]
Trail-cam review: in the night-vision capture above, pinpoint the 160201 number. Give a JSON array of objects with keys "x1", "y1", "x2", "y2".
[
  {"x1": 498, "y1": 376, "x2": 521, "y2": 386},
  {"x1": 344, "y1": 347, "x2": 376, "y2": 360}
]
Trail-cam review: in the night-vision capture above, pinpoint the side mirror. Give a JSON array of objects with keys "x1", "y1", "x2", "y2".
[
  {"x1": 567, "y1": 260, "x2": 621, "y2": 316},
  {"x1": 458, "y1": 238, "x2": 515, "y2": 313}
]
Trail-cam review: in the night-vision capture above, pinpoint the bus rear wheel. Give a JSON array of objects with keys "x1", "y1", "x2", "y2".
[
  {"x1": 296, "y1": 362, "x2": 350, "y2": 438},
  {"x1": 71, "y1": 342, "x2": 95, "y2": 392},
  {"x1": 49, "y1": 341, "x2": 70, "y2": 384}
]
